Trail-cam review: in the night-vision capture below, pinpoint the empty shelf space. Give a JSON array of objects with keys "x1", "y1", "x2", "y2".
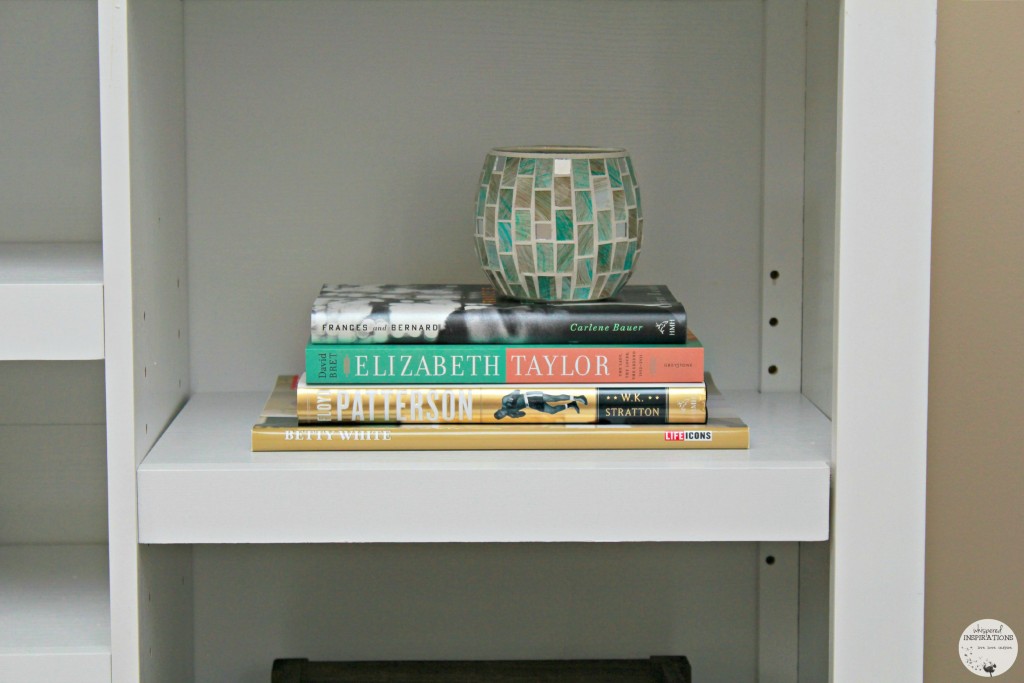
[
  {"x1": 0, "y1": 243, "x2": 104, "y2": 360},
  {"x1": 137, "y1": 390, "x2": 831, "y2": 543},
  {"x1": 0, "y1": 544, "x2": 111, "y2": 683}
]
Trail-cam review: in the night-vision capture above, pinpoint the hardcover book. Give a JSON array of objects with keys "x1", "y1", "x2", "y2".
[
  {"x1": 252, "y1": 375, "x2": 747, "y2": 451},
  {"x1": 310, "y1": 283, "x2": 687, "y2": 344},
  {"x1": 293, "y1": 374, "x2": 707, "y2": 424},
  {"x1": 305, "y1": 337, "x2": 704, "y2": 385}
]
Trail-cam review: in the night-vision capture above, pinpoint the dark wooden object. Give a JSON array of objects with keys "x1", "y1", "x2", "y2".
[{"x1": 272, "y1": 656, "x2": 691, "y2": 683}]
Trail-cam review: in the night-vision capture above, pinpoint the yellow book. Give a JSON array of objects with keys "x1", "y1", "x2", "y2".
[{"x1": 252, "y1": 375, "x2": 748, "y2": 451}]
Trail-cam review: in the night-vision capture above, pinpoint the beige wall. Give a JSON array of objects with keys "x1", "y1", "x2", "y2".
[{"x1": 926, "y1": 1, "x2": 1024, "y2": 679}]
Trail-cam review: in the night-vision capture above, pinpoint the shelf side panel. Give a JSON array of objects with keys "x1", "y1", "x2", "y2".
[
  {"x1": 831, "y1": 1, "x2": 936, "y2": 681},
  {"x1": 801, "y1": 0, "x2": 840, "y2": 417},
  {"x1": 101, "y1": 0, "x2": 193, "y2": 681}
]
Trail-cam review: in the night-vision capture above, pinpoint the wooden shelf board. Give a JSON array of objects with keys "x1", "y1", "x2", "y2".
[
  {"x1": 138, "y1": 389, "x2": 831, "y2": 543},
  {"x1": 0, "y1": 243, "x2": 104, "y2": 360},
  {"x1": 0, "y1": 544, "x2": 111, "y2": 683}
]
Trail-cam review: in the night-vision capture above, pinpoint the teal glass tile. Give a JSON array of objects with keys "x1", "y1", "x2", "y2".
[
  {"x1": 593, "y1": 274, "x2": 607, "y2": 296},
  {"x1": 575, "y1": 257, "x2": 593, "y2": 284},
  {"x1": 479, "y1": 155, "x2": 495, "y2": 186},
  {"x1": 538, "y1": 276, "x2": 555, "y2": 299},
  {"x1": 607, "y1": 158, "x2": 622, "y2": 187},
  {"x1": 485, "y1": 206, "x2": 496, "y2": 237},
  {"x1": 554, "y1": 176, "x2": 572, "y2": 207},
  {"x1": 511, "y1": 283, "x2": 529, "y2": 299},
  {"x1": 577, "y1": 223, "x2": 594, "y2": 256},
  {"x1": 498, "y1": 221, "x2": 512, "y2": 252},
  {"x1": 500, "y1": 157, "x2": 520, "y2": 187},
  {"x1": 628, "y1": 209, "x2": 638, "y2": 238},
  {"x1": 535, "y1": 190, "x2": 551, "y2": 221},
  {"x1": 487, "y1": 173, "x2": 501, "y2": 206},
  {"x1": 572, "y1": 286, "x2": 591, "y2": 301},
  {"x1": 525, "y1": 276, "x2": 538, "y2": 299},
  {"x1": 485, "y1": 240, "x2": 499, "y2": 268},
  {"x1": 476, "y1": 186, "x2": 488, "y2": 216},
  {"x1": 593, "y1": 177, "x2": 612, "y2": 212},
  {"x1": 536, "y1": 242, "x2": 554, "y2": 272},
  {"x1": 613, "y1": 241, "x2": 628, "y2": 270},
  {"x1": 624, "y1": 242, "x2": 637, "y2": 270},
  {"x1": 535, "y1": 222, "x2": 553, "y2": 240},
  {"x1": 516, "y1": 244, "x2": 535, "y2": 275},
  {"x1": 557, "y1": 243, "x2": 574, "y2": 273},
  {"x1": 535, "y1": 159, "x2": 553, "y2": 188},
  {"x1": 574, "y1": 190, "x2": 593, "y2": 222},
  {"x1": 515, "y1": 210, "x2": 532, "y2": 241},
  {"x1": 637, "y1": 217, "x2": 643, "y2": 242},
  {"x1": 519, "y1": 158, "x2": 536, "y2": 175},
  {"x1": 634, "y1": 184, "x2": 642, "y2": 213},
  {"x1": 597, "y1": 211, "x2": 612, "y2": 242},
  {"x1": 560, "y1": 277, "x2": 572, "y2": 298},
  {"x1": 597, "y1": 243, "x2": 613, "y2": 271},
  {"x1": 616, "y1": 221, "x2": 628, "y2": 238},
  {"x1": 500, "y1": 254, "x2": 520, "y2": 283},
  {"x1": 515, "y1": 175, "x2": 533, "y2": 209},
  {"x1": 474, "y1": 235, "x2": 485, "y2": 261},
  {"x1": 556, "y1": 210, "x2": 574, "y2": 240},
  {"x1": 572, "y1": 159, "x2": 590, "y2": 189},
  {"x1": 475, "y1": 217, "x2": 484, "y2": 236},
  {"x1": 589, "y1": 159, "x2": 606, "y2": 175},
  {"x1": 623, "y1": 176, "x2": 636, "y2": 207},
  {"x1": 625, "y1": 156, "x2": 636, "y2": 178},
  {"x1": 493, "y1": 156, "x2": 506, "y2": 172},
  {"x1": 613, "y1": 190, "x2": 626, "y2": 221},
  {"x1": 604, "y1": 273, "x2": 623, "y2": 298},
  {"x1": 499, "y1": 188, "x2": 514, "y2": 220}
]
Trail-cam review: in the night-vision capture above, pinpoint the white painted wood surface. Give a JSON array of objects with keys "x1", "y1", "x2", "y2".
[
  {"x1": 760, "y1": 0, "x2": 806, "y2": 392},
  {"x1": 183, "y1": 0, "x2": 766, "y2": 393},
  {"x1": 138, "y1": 390, "x2": 830, "y2": 544},
  {"x1": 0, "y1": 243, "x2": 104, "y2": 359},
  {"x1": 831, "y1": 1, "x2": 936, "y2": 682},
  {"x1": 0, "y1": 544, "x2": 111, "y2": 683}
]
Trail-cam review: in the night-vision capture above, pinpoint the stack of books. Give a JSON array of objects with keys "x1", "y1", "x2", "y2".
[{"x1": 250, "y1": 284, "x2": 749, "y2": 451}]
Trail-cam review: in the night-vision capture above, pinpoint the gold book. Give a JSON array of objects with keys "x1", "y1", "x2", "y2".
[
  {"x1": 293, "y1": 374, "x2": 707, "y2": 425},
  {"x1": 253, "y1": 375, "x2": 748, "y2": 451}
]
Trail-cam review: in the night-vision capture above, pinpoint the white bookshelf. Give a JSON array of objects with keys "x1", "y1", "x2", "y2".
[
  {"x1": 1, "y1": 2, "x2": 110, "y2": 683},
  {"x1": 0, "y1": 0, "x2": 943, "y2": 681},
  {"x1": 0, "y1": 544, "x2": 111, "y2": 683},
  {"x1": 137, "y1": 390, "x2": 830, "y2": 544},
  {"x1": 0, "y1": 243, "x2": 104, "y2": 360}
]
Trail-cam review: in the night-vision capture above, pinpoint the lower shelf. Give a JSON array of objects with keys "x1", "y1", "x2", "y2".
[
  {"x1": 0, "y1": 242, "x2": 104, "y2": 360},
  {"x1": 0, "y1": 544, "x2": 111, "y2": 683},
  {"x1": 137, "y1": 389, "x2": 831, "y2": 543}
]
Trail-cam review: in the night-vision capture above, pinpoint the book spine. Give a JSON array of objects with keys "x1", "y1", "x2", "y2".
[
  {"x1": 295, "y1": 384, "x2": 707, "y2": 425},
  {"x1": 252, "y1": 422, "x2": 749, "y2": 451},
  {"x1": 305, "y1": 344, "x2": 704, "y2": 384},
  {"x1": 310, "y1": 308, "x2": 686, "y2": 345}
]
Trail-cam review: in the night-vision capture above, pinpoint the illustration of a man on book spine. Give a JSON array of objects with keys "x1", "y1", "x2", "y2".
[{"x1": 493, "y1": 389, "x2": 589, "y2": 419}]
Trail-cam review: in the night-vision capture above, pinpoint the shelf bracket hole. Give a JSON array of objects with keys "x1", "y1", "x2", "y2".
[
  {"x1": 769, "y1": 270, "x2": 780, "y2": 280},
  {"x1": 769, "y1": 317, "x2": 779, "y2": 327},
  {"x1": 768, "y1": 365, "x2": 778, "y2": 375},
  {"x1": 765, "y1": 555, "x2": 776, "y2": 565}
]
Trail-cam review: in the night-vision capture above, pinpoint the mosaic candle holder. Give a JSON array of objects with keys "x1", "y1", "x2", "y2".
[{"x1": 474, "y1": 146, "x2": 643, "y2": 302}]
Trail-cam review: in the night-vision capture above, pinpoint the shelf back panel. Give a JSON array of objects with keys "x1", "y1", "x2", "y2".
[
  {"x1": 0, "y1": 0, "x2": 101, "y2": 242},
  {"x1": 183, "y1": 0, "x2": 768, "y2": 392}
]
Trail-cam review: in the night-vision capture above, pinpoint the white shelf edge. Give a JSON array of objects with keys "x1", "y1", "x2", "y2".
[
  {"x1": 137, "y1": 389, "x2": 831, "y2": 544},
  {"x1": 0, "y1": 544, "x2": 111, "y2": 683},
  {"x1": 0, "y1": 243, "x2": 104, "y2": 360}
]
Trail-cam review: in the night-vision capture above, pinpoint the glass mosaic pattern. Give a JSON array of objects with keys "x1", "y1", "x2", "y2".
[{"x1": 474, "y1": 147, "x2": 643, "y2": 301}]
